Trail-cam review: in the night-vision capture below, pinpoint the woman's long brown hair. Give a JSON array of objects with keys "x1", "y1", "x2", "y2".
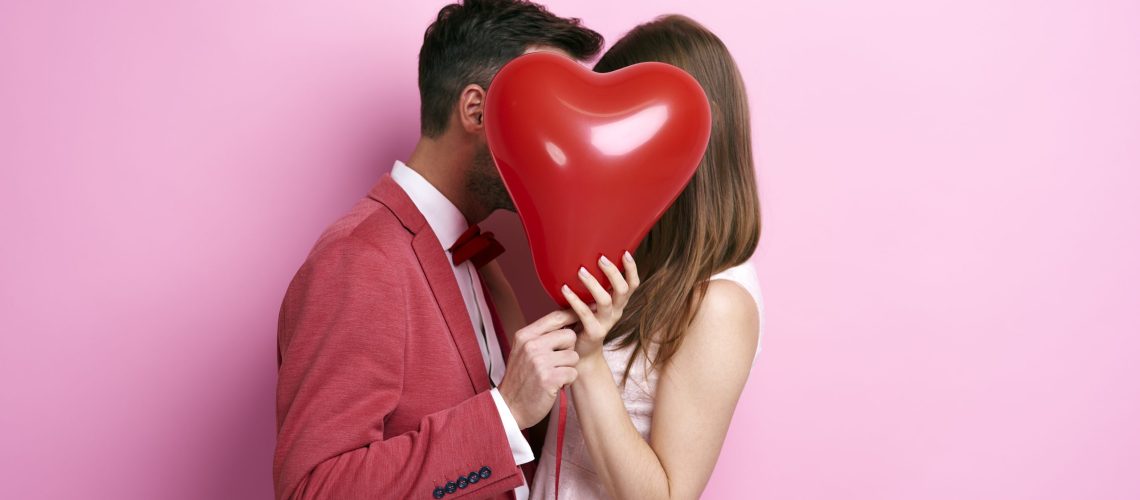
[{"x1": 595, "y1": 15, "x2": 762, "y2": 386}]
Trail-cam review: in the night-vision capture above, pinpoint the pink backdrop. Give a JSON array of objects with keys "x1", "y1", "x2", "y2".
[{"x1": 2, "y1": 1, "x2": 1138, "y2": 498}]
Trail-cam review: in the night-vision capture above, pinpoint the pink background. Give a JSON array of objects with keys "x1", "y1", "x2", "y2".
[{"x1": 2, "y1": 1, "x2": 1138, "y2": 498}]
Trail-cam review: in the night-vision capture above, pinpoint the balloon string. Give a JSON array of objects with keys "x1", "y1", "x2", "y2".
[{"x1": 554, "y1": 387, "x2": 568, "y2": 500}]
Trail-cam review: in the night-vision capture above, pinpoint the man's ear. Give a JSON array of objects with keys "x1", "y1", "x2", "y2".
[{"x1": 457, "y1": 84, "x2": 486, "y2": 134}]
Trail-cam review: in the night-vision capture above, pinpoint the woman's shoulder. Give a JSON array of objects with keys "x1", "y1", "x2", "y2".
[
  {"x1": 709, "y1": 260, "x2": 763, "y2": 306},
  {"x1": 696, "y1": 279, "x2": 760, "y2": 337},
  {"x1": 655, "y1": 276, "x2": 760, "y2": 394},
  {"x1": 680, "y1": 278, "x2": 760, "y2": 367},
  {"x1": 701, "y1": 260, "x2": 765, "y2": 362}
]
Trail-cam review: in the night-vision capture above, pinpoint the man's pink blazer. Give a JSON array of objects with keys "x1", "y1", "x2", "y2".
[{"x1": 274, "y1": 174, "x2": 539, "y2": 499}]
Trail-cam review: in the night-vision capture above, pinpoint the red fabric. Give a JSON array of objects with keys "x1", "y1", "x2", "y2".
[
  {"x1": 448, "y1": 224, "x2": 505, "y2": 269},
  {"x1": 274, "y1": 175, "x2": 526, "y2": 500},
  {"x1": 554, "y1": 389, "x2": 568, "y2": 500}
]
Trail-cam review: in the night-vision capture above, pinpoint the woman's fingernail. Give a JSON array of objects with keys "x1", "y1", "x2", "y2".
[
  {"x1": 562, "y1": 284, "x2": 571, "y2": 294},
  {"x1": 623, "y1": 251, "x2": 633, "y2": 262},
  {"x1": 599, "y1": 255, "x2": 613, "y2": 267},
  {"x1": 579, "y1": 266, "x2": 589, "y2": 277}
]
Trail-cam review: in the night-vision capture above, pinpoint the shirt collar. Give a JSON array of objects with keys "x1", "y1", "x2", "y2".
[{"x1": 389, "y1": 160, "x2": 469, "y2": 251}]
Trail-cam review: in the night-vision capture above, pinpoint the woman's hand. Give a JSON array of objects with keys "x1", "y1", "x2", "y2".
[{"x1": 560, "y1": 251, "x2": 641, "y2": 361}]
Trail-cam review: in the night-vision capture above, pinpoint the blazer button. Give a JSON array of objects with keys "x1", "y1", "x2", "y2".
[
  {"x1": 445, "y1": 481, "x2": 458, "y2": 494},
  {"x1": 467, "y1": 471, "x2": 480, "y2": 484},
  {"x1": 432, "y1": 486, "x2": 445, "y2": 499},
  {"x1": 457, "y1": 475, "x2": 469, "y2": 489},
  {"x1": 478, "y1": 466, "x2": 492, "y2": 479}
]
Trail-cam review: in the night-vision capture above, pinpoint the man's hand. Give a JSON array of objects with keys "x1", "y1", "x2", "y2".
[{"x1": 497, "y1": 309, "x2": 580, "y2": 429}]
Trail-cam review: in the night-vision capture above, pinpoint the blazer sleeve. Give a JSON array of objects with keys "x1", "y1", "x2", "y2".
[{"x1": 273, "y1": 236, "x2": 523, "y2": 500}]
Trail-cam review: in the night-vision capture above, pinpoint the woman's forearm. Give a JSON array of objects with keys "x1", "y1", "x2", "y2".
[{"x1": 570, "y1": 353, "x2": 672, "y2": 500}]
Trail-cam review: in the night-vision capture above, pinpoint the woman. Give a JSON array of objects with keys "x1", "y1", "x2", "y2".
[{"x1": 529, "y1": 14, "x2": 766, "y2": 500}]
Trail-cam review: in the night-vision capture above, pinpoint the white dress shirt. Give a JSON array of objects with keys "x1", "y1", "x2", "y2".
[{"x1": 391, "y1": 160, "x2": 534, "y2": 499}]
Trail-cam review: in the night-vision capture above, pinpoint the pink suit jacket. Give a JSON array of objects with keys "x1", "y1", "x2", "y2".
[{"x1": 274, "y1": 174, "x2": 540, "y2": 499}]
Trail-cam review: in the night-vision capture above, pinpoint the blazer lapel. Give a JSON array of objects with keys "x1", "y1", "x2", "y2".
[{"x1": 368, "y1": 175, "x2": 491, "y2": 395}]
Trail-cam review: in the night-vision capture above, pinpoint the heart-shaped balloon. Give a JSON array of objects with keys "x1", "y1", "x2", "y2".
[{"x1": 485, "y1": 51, "x2": 711, "y2": 306}]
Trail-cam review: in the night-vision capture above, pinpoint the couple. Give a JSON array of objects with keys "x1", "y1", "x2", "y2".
[{"x1": 273, "y1": 1, "x2": 763, "y2": 499}]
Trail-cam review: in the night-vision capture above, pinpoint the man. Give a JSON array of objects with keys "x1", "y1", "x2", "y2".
[{"x1": 273, "y1": 1, "x2": 604, "y2": 499}]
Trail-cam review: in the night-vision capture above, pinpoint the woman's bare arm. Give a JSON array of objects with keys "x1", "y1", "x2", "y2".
[{"x1": 568, "y1": 279, "x2": 760, "y2": 499}]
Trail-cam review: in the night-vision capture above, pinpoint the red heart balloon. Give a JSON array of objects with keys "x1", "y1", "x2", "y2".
[{"x1": 485, "y1": 51, "x2": 711, "y2": 307}]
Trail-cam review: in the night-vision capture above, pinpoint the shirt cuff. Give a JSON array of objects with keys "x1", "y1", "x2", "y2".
[{"x1": 490, "y1": 387, "x2": 535, "y2": 466}]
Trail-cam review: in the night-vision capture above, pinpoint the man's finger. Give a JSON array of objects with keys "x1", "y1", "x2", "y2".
[
  {"x1": 545, "y1": 348, "x2": 580, "y2": 368},
  {"x1": 532, "y1": 328, "x2": 577, "y2": 352},
  {"x1": 517, "y1": 309, "x2": 578, "y2": 342},
  {"x1": 552, "y1": 366, "x2": 578, "y2": 388}
]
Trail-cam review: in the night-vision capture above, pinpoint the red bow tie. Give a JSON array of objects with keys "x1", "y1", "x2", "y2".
[{"x1": 447, "y1": 224, "x2": 505, "y2": 269}]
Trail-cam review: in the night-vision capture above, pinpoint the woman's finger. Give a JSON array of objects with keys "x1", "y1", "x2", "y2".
[
  {"x1": 622, "y1": 251, "x2": 641, "y2": 290},
  {"x1": 598, "y1": 255, "x2": 630, "y2": 309},
  {"x1": 578, "y1": 266, "x2": 613, "y2": 320},
  {"x1": 562, "y1": 284, "x2": 601, "y2": 334}
]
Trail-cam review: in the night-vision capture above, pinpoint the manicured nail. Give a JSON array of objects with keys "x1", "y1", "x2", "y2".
[
  {"x1": 578, "y1": 266, "x2": 589, "y2": 277},
  {"x1": 623, "y1": 251, "x2": 633, "y2": 262},
  {"x1": 599, "y1": 255, "x2": 613, "y2": 267},
  {"x1": 561, "y1": 284, "x2": 571, "y2": 295}
]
